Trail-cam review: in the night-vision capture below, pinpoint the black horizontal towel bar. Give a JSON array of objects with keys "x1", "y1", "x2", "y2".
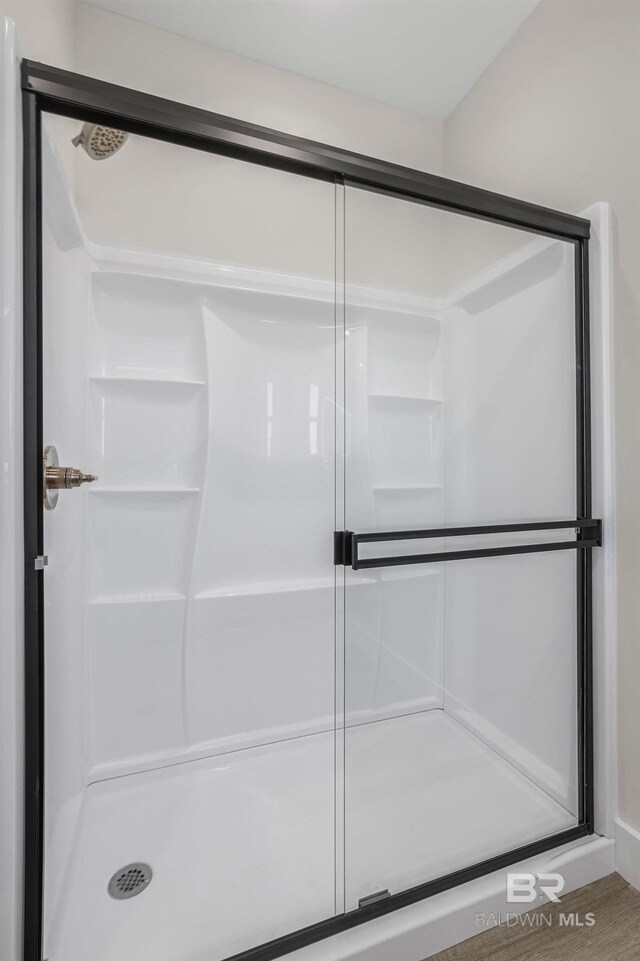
[{"x1": 334, "y1": 519, "x2": 602, "y2": 570}]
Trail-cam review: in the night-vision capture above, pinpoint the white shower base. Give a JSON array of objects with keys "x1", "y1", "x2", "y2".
[{"x1": 46, "y1": 710, "x2": 575, "y2": 961}]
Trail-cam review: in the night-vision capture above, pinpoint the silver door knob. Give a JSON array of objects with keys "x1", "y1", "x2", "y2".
[{"x1": 43, "y1": 445, "x2": 97, "y2": 510}]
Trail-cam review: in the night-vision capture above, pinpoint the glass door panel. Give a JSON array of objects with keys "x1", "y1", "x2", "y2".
[
  {"x1": 41, "y1": 116, "x2": 339, "y2": 961},
  {"x1": 343, "y1": 185, "x2": 580, "y2": 909},
  {"x1": 38, "y1": 105, "x2": 589, "y2": 958}
]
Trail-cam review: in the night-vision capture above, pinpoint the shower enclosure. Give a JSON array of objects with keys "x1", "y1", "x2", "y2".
[{"x1": 22, "y1": 61, "x2": 601, "y2": 961}]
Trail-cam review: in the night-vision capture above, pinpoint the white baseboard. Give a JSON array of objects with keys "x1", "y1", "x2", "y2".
[
  {"x1": 291, "y1": 836, "x2": 615, "y2": 961},
  {"x1": 615, "y1": 819, "x2": 640, "y2": 891}
]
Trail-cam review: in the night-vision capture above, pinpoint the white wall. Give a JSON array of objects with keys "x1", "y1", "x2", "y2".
[
  {"x1": 7, "y1": 1, "x2": 443, "y2": 286},
  {"x1": 445, "y1": 0, "x2": 636, "y2": 834},
  {"x1": 0, "y1": 0, "x2": 73, "y2": 67},
  {"x1": 0, "y1": 1, "x2": 77, "y2": 182},
  {"x1": 2, "y1": 2, "x2": 444, "y2": 283},
  {"x1": 0, "y1": 0, "x2": 442, "y2": 174},
  {"x1": 75, "y1": 2, "x2": 442, "y2": 172},
  {"x1": 71, "y1": 4, "x2": 443, "y2": 286}
]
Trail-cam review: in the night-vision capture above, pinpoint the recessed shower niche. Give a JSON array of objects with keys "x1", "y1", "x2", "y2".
[{"x1": 32, "y1": 97, "x2": 598, "y2": 961}]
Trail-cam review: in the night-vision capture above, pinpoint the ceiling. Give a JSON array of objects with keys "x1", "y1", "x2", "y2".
[{"x1": 82, "y1": 0, "x2": 539, "y2": 119}]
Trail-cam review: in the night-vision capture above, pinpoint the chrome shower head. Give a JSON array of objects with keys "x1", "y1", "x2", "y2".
[{"x1": 72, "y1": 123, "x2": 129, "y2": 160}]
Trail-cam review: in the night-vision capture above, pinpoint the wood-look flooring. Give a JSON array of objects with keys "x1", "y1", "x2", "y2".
[{"x1": 426, "y1": 873, "x2": 640, "y2": 961}]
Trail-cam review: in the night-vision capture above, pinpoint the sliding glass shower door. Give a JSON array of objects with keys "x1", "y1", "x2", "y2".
[
  {"x1": 342, "y1": 186, "x2": 583, "y2": 909},
  {"x1": 32, "y1": 86, "x2": 595, "y2": 961},
  {"x1": 41, "y1": 119, "x2": 342, "y2": 961}
]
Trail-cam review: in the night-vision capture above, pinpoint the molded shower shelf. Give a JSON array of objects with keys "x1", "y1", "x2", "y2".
[
  {"x1": 88, "y1": 376, "x2": 207, "y2": 488},
  {"x1": 89, "y1": 487, "x2": 199, "y2": 494},
  {"x1": 88, "y1": 592, "x2": 187, "y2": 605},
  {"x1": 368, "y1": 390, "x2": 443, "y2": 492},
  {"x1": 89, "y1": 374, "x2": 205, "y2": 387},
  {"x1": 378, "y1": 567, "x2": 443, "y2": 582},
  {"x1": 368, "y1": 392, "x2": 442, "y2": 406},
  {"x1": 90, "y1": 272, "x2": 207, "y2": 383},
  {"x1": 373, "y1": 484, "x2": 441, "y2": 492},
  {"x1": 88, "y1": 490, "x2": 197, "y2": 599},
  {"x1": 194, "y1": 574, "x2": 376, "y2": 599}
]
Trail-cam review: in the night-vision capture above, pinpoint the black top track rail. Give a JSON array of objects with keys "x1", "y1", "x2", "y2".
[{"x1": 21, "y1": 59, "x2": 590, "y2": 241}]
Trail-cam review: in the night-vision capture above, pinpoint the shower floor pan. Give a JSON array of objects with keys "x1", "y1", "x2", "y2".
[{"x1": 45, "y1": 711, "x2": 575, "y2": 961}]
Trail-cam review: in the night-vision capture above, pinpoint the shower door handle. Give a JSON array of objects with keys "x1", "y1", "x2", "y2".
[{"x1": 335, "y1": 520, "x2": 602, "y2": 570}]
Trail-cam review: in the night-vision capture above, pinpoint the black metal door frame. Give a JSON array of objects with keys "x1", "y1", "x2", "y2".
[{"x1": 22, "y1": 59, "x2": 597, "y2": 961}]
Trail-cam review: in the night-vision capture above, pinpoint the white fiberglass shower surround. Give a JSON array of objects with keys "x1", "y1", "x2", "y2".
[{"x1": 20, "y1": 60, "x2": 606, "y2": 961}]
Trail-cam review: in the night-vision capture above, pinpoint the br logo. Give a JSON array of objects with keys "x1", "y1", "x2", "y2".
[{"x1": 506, "y1": 872, "x2": 565, "y2": 903}]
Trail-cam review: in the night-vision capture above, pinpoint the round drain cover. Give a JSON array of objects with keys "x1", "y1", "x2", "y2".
[{"x1": 108, "y1": 862, "x2": 152, "y2": 900}]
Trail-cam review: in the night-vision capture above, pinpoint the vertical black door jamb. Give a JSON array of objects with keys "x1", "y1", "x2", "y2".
[
  {"x1": 575, "y1": 235, "x2": 594, "y2": 832},
  {"x1": 22, "y1": 86, "x2": 44, "y2": 961}
]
